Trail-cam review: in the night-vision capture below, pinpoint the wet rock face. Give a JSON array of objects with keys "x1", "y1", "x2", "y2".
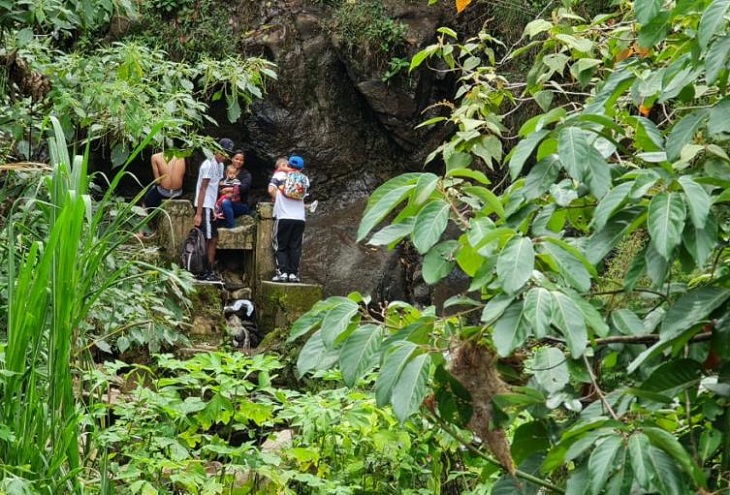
[{"x1": 215, "y1": 1, "x2": 456, "y2": 299}]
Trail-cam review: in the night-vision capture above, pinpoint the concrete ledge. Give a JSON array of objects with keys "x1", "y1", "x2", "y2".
[
  {"x1": 217, "y1": 215, "x2": 255, "y2": 250},
  {"x1": 256, "y1": 280, "x2": 323, "y2": 334}
]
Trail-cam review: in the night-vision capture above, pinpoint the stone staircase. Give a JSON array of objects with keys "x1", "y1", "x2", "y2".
[{"x1": 153, "y1": 200, "x2": 322, "y2": 349}]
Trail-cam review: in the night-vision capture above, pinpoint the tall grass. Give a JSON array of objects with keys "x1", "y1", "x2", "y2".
[{"x1": 0, "y1": 117, "x2": 169, "y2": 492}]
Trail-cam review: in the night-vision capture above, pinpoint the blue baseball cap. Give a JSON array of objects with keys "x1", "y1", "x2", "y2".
[{"x1": 289, "y1": 155, "x2": 304, "y2": 169}]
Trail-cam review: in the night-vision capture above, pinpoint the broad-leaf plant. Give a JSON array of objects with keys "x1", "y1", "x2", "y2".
[{"x1": 291, "y1": 0, "x2": 730, "y2": 492}]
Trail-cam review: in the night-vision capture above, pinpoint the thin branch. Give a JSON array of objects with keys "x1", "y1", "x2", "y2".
[
  {"x1": 583, "y1": 354, "x2": 618, "y2": 421},
  {"x1": 541, "y1": 331, "x2": 712, "y2": 346}
]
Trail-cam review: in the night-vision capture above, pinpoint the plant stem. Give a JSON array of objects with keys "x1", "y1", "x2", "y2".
[
  {"x1": 425, "y1": 411, "x2": 566, "y2": 494},
  {"x1": 583, "y1": 354, "x2": 618, "y2": 421}
]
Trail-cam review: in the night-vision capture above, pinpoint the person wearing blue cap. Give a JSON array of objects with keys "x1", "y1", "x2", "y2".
[
  {"x1": 192, "y1": 138, "x2": 234, "y2": 282},
  {"x1": 268, "y1": 155, "x2": 310, "y2": 283}
]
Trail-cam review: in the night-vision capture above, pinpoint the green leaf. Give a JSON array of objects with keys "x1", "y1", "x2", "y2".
[
  {"x1": 666, "y1": 110, "x2": 708, "y2": 162},
  {"x1": 628, "y1": 433, "x2": 653, "y2": 490},
  {"x1": 661, "y1": 287, "x2": 730, "y2": 340},
  {"x1": 588, "y1": 436, "x2": 623, "y2": 495},
  {"x1": 497, "y1": 236, "x2": 535, "y2": 294},
  {"x1": 644, "y1": 426, "x2": 706, "y2": 487},
  {"x1": 375, "y1": 342, "x2": 418, "y2": 407},
  {"x1": 412, "y1": 199, "x2": 450, "y2": 254},
  {"x1": 558, "y1": 127, "x2": 589, "y2": 182},
  {"x1": 339, "y1": 324, "x2": 384, "y2": 387},
  {"x1": 422, "y1": 240, "x2": 459, "y2": 284},
  {"x1": 540, "y1": 242, "x2": 592, "y2": 293},
  {"x1": 699, "y1": 429, "x2": 722, "y2": 463},
  {"x1": 413, "y1": 173, "x2": 440, "y2": 205},
  {"x1": 683, "y1": 214, "x2": 717, "y2": 267},
  {"x1": 391, "y1": 352, "x2": 430, "y2": 423},
  {"x1": 296, "y1": 331, "x2": 340, "y2": 378},
  {"x1": 522, "y1": 288, "x2": 553, "y2": 338},
  {"x1": 592, "y1": 182, "x2": 632, "y2": 231},
  {"x1": 532, "y1": 347, "x2": 569, "y2": 393},
  {"x1": 368, "y1": 220, "x2": 414, "y2": 246},
  {"x1": 551, "y1": 292, "x2": 587, "y2": 358},
  {"x1": 358, "y1": 174, "x2": 420, "y2": 241},
  {"x1": 493, "y1": 302, "x2": 528, "y2": 357},
  {"x1": 463, "y1": 186, "x2": 505, "y2": 218},
  {"x1": 509, "y1": 130, "x2": 550, "y2": 179},
  {"x1": 320, "y1": 297, "x2": 360, "y2": 348},
  {"x1": 699, "y1": 0, "x2": 730, "y2": 48},
  {"x1": 706, "y1": 34, "x2": 730, "y2": 84},
  {"x1": 635, "y1": 0, "x2": 661, "y2": 24},
  {"x1": 586, "y1": 207, "x2": 645, "y2": 265},
  {"x1": 523, "y1": 155, "x2": 560, "y2": 201},
  {"x1": 708, "y1": 97, "x2": 730, "y2": 140},
  {"x1": 481, "y1": 293, "x2": 516, "y2": 324},
  {"x1": 433, "y1": 365, "x2": 473, "y2": 427},
  {"x1": 611, "y1": 309, "x2": 647, "y2": 336},
  {"x1": 468, "y1": 216, "x2": 495, "y2": 247},
  {"x1": 446, "y1": 167, "x2": 490, "y2": 185},
  {"x1": 638, "y1": 11, "x2": 670, "y2": 48},
  {"x1": 677, "y1": 176, "x2": 710, "y2": 228},
  {"x1": 647, "y1": 192, "x2": 686, "y2": 260},
  {"x1": 639, "y1": 358, "x2": 701, "y2": 396}
]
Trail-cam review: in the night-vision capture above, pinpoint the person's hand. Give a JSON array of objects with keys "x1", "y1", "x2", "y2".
[{"x1": 194, "y1": 213, "x2": 202, "y2": 227}]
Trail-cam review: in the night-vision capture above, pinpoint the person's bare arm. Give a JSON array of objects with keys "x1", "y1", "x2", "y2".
[
  {"x1": 194, "y1": 178, "x2": 210, "y2": 227},
  {"x1": 150, "y1": 153, "x2": 164, "y2": 180},
  {"x1": 268, "y1": 183, "x2": 278, "y2": 201}
]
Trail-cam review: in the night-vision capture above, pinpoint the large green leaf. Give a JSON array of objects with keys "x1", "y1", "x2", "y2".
[
  {"x1": 367, "y1": 220, "x2": 414, "y2": 247},
  {"x1": 422, "y1": 240, "x2": 459, "y2": 284},
  {"x1": 677, "y1": 176, "x2": 710, "y2": 228},
  {"x1": 683, "y1": 214, "x2": 718, "y2": 267},
  {"x1": 706, "y1": 34, "x2": 730, "y2": 84},
  {"x1": 540, "y1": 242, "x2": 592, "y2": 293},
  {"x1": 412, "y1": 199, "x2": 450, "y2": 254},
  {"x1": 661, "y1": 287, "x2": 730, "y2": 340},
  {"x1": 551, "y1": 291, "x2": 587, "y2": 358},
  {"x1": 357, "y1": 175, "x2": 419, "y2": 241},
  {"x1": 532, "y1": 347, "x2": 569, "y2": 393},
  {"x1": 296, "y1": 331, "x2": 341, "y2": 378},
  {"x1": 509, "y1": 129, "x2": 550, "y2": 179},
  {"x1": 645, "y1": 447, "x2": 683, "y2": 495},
  {"x1": 639, "y1": 359, "x2": 701, "y2": 397},
  {"x1": 586, "y1": 207, "x2": 645, "y2": 264},
  {"x1": 628, "y1": 433, "x2": 653, "y2": 490},
  {"x1": 497, "y1": 235, "x2": 535, "y2": 294},
  {"x1": 339, "y1": 324, "x2": 384, "y2": 387},
  {"x1": 588, "y1": 435, "x2": 623, "y2": 495},
  {"x1": 592, "y1": 182, "x2": 632, "y2": 231},
  {"x1": 413, "y1": 173, "x2": 440, "y2": 205},
  {"x1": 647, "y1": 192, "x2": 686, "y2": 260},
  {"x1": 611, "y1": 309, "x2": 647, "y2": 336},
  {"x1": 558, "y1": 127, "x2": 589, "y2": 182},
  {"x1": 493, "y1": 301, "x2": 528, "y2": 357},
  {"x1": 391, "y1": 352, "x2": 430, "y2": 423},
  {"x1": 375, "y1": 341, "x2": 418, "y2": 407},
  {"x1": 699, "y1": 0, "x2": 730, "y2": 48},
  {"x1": 523, "y1": 155, "x2": 560, "y2": 201},
  {"x1": 708, "y1": 97, "x2": 730, "y2": 140},
  {"x1": 481, "y1": 293, "x2": 516, "y2": 324},
  {"x1": 522, "y1": 288, "x2": 553, "y2": 338},
  {"x1": 666, "y1": 110, "x2": 708, "y2": 162},
  {"x1": 644, "y1": 426, "x2": 706, "y2": 488},
  {"x1": 320, "y1": 297, "x2": 360, "y2": 348},
  {"x1": 635, "y1": 0, "x2": 661, "y2": 24}
]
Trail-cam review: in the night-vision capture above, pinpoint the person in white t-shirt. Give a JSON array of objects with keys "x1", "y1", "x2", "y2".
[
  {"x1": 193, "y1": 138, "x2": 233, "y2": 281},
  {"x1": 268, "y1": 155, "x2": 309, "y2": 283}
]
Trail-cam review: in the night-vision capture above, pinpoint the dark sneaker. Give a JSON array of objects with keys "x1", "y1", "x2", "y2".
[
  {"x1": 197, "y1": 271, "x2": 222, "y2": 283},
  {"x1": 271, "y1": 272, "x2": 288, "y2": 282},
  {"x1": 288, "y1": 274, "x2": 300, "y2": 283}
]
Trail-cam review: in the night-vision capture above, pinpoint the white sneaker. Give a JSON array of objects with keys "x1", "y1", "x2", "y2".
[
  {"x1": 288, "y1": 273, "x2": 301, "y2": 283},
  {"x1": 271, "y1": 272, "x2": 288, "y2": 282},
  {"x1": 307, "y1": 200, "x2": 318, "y2": 213}
]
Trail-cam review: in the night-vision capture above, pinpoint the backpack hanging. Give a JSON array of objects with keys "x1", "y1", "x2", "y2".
[
  {"x1": 180, "y1": 227, "x2": 207, "y2": 275},
  {"x1": 281, "y1": 171, "x2": 309, "y2": 200}
]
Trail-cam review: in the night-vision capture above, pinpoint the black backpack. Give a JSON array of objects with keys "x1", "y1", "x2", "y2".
[{"x1": 181, "y1": 227, "x2": 207, "y2": 275}]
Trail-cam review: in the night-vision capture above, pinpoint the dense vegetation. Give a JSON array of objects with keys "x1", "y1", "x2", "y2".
[{"x1": 4, "y1": 0, "x2": 730, "y2": 493}]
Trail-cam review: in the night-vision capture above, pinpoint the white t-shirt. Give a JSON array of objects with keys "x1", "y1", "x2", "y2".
[
  {"x1": 194, "y1": 158, "x2": 224, "y2": 209},
  {"x1": 270, "y1": 170, "x2": 307, "y2": 221}
]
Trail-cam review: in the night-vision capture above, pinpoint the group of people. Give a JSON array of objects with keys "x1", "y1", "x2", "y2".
[{"x1": 142, "y1": 137, "x2": 310, "y2": 284}]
